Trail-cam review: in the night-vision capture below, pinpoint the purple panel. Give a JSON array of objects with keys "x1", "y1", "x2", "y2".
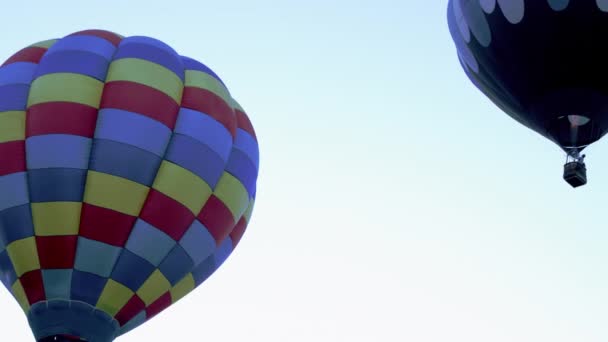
[
  {"x1": 110, "y1": 250, "x2": 155, "y2": 292},
  {"x1": 26, "y1": 134, "x2": 92, "y2": 170},
  {"x1": 95, "y1": 108, "x2": 172, "y2": 157},
  {"x1": 225, "y1": 148, "x2": 257, "y2": 196},
  {"x1": 0, "y1": 62, "x2": 37, "y2": 86},
  {"x1": 46, "y1": 35, "x2": 116, "y2": 60},
  {"x1": 0, "y1": 204, "x2": 34, "y2": 246},
  {"x1": 158, "y1": 245, "x2": 194, "y2": 286},
  {"x1": 174, "y1": 108, "x2": 233, "y2": 161},
  {"x1": 164, "y1": 134, "x2": 225, "y2": 188},
  {"x1": 34, "y1": 50, "x2": 110, "y2": 81},
  {"x1": 0, "y1": 84, "x2": 29, "y2": 111},
  {"x1": 89, "y1": 139, "x2": 161, "y2": 186}
]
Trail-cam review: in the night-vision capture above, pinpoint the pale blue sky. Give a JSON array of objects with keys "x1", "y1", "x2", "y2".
[{"x1": 2, "y1": 1, "x2": 608, "y2": 341}]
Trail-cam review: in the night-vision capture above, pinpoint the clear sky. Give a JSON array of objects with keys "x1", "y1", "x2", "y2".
[{"x1": 2, "y1": 0, "x2": 608, "y2": 341}]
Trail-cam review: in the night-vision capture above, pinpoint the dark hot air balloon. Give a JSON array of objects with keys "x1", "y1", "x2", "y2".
[
  {"x1": 0, "y1": 29, "x2": 259, "y2": 341},
  {"x1": 447, "y1": 0, "x2": 608, "y2": 187}
]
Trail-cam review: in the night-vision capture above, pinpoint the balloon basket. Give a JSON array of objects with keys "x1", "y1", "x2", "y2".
[
  {"x1": 38, "y1": 335, "x2": 87, "y2": 341},
  {"x1": 563, "y1": 161, "x2": 587, "y2": 188}
]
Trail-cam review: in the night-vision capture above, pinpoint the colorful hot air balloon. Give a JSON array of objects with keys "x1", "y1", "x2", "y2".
[
  {"x1": 0, "y1": 29, "x2": 259, "y2": 341},
  {"x1": 447, "y1": 0, "x2": 608, "y2": 187}
]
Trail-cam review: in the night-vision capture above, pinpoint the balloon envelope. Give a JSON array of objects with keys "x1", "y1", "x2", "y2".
[
  {"x1": 447, "y1": 0, "x2": 608, "y2": 152},
  {"x1": 0, "y1": 29, "x2": 259, "y2": 341}
]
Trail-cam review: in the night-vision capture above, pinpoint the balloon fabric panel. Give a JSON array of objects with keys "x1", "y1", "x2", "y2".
[{"x1": 0, "y1": 29, "x2": 259, "y2": 341}]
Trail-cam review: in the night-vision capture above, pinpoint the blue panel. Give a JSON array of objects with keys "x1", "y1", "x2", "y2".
[
  {"x1": 191, "y1": 240, "x2": 232, "y2": 287},
  {"x1": 158, "y1": 245, "x2": 194, "y2": 286},
  {"x1": 28, "y1": 168, "x2": 86, "y2": 202},
  {"x1": 0, "y1": 172, "x2": 29, "y2": 211},
  {"x1": 113, "y1": 40, "x2": 184, "y2": 81},
  {"x1": 0, "y1": 250, "x2": 17, "y2": 291},
  {"x1": 74, "y1": 237, "x2": 122, "y2": 278},
  {"x1": 95, "y1": 109, "x2": 172, "y2": 157},
  {"x1": 165, "y1": 134, "x2": 225, "y2": 188},
  {"x1": 0, "y1": 62, "x2": 37, "y2": 86},
  {"x1": 46, "y1": 35, "x2": 116, "y2": 61},
  {"x1": 119, "y1": 36, "x2": 179, "y2": 57},
  {"x1": 89, "y1": 139, "x2": 161, "y2": 186},
  {"x1": 124, "y1": 219, "x2": 175, "y2": 266},
  {"x1": 119, "y1": 310, "x2": 146, "y2": 335},
  {"x1": 42, "y1": 269, "x2": 73, "y2": 299},
  {"x1": 234, "y1": 128, "x2": 259, "y2": 169},
  {"x1": 181, "y1": 56, "x2": 226, "y2": 87},
  {"x1": 214, "y1": 237, "x2": 233, "y2": 267},
  {"x1": 191, "y1": 255, "x2": 216, "y2": 286},
  {"x1": 26, "y1": 134, "x2": 92, "y2": 170},
  {"x1": 110, "y1": 249, "x2": 155, "y2": 292},
  {"x1": 70, "y1": 270, "x2": 108, "y2": 306},
  {"x1": 34, "y1": 50, "x2": 110, "y2": 81},
  {"x1": 0, "y1": 204, "x2": 34, "y2": 246},
  {"x1": 0, "y1": 84, "x2": 29, "y2": 111},
  {"x1": 178, "y1": 220, "x2": 215, "y2": 266},
  {"x1": 225, "y1": 148, "x2": 257, "y2": 196},
  {"x1": 174, "y1": 108, "x2": 233, "y2": 161}
]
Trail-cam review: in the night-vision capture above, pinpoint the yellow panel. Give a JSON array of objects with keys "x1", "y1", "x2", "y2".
[
  {"x1": 30, "y1": 39, "x2": 57, "y2": 49},
  {"x1": 152, "y1": 161, "x2": 212, "y2": 214},
  {"x1": 83, "y1": 171, "x2": 150, "y2": 216},
  {"x1": 230, "y1": 98, "x2": 244, "y2": 112},
  {"x1": 242, "y1": 198, "x2": 255, "y2": 223},
  {"x1": 96, "y1": 279, "x2": 134, "y2": 317},
  {"x1": 32, "y1": 202, "x2": 82, "y2": 236},
  {"x1": 0, "y1": 111, "x2": 25, "y2": 143},
  {"x1": 136, "y1": 269, "x2": 171, "y2": 306},
  {"x1": 7, "y1": 237, "x2": 40, "y2": 277},
  {"x1": 11, "y1": 280, "x2": 30, "y2": 312},
  {"x1": 184, "y1": 70, "x2": 231, "y2": 104},
  {"x1": 106, "y1": 58, "x2": 183, "y2": 103},
  {"x1": 169, "y1": 273, "x2": 195, "y2": 303},
  {"x1": 27, "y1": 73, "x2": 104, "y2": 108},
  {"x1": 214, "y1": 172, "x2": 250, "y2": 220}
]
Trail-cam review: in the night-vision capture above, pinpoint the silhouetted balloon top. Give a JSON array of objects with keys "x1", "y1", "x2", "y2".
[
  {"x1": 0, "y1": 29, "x2": 259, "y2": 341},
  {"x1": 447, "y1": 0, "x2": 608, "y2": 152}
]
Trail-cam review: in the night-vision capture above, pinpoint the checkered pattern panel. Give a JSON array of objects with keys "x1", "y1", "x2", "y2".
[{"x1": 0, "y1": 29, "x2": 259, "y2": 336}]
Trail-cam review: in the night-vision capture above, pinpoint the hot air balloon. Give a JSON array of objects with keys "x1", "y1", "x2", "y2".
[
  {"x1": 446, "y1": 0, "x2": 608, "y2": 187},
  {"x1": 0, "y1": 29, "x2": 259, "y2": 341}
]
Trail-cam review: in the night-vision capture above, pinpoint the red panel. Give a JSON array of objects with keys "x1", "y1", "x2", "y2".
[
  {"x1": 229, "y1": 217, "x2": 248, "y2": 247},
  {"x1": 145, "y1": 292, "x2": 171, "y2": 319},
  {"x1": 139, "y1": 189, "x2": 194, "y2": 241},
  {"x1": 0, "y1": 141, "x2": 25, "y2": 176},
  {"x1": 181, "y1": 87, "x2": 237, "y2": 138},
  {"x1": 115, "y1": 295, "x2": 146, "y2": 325},
  {"x1": 79, "y1": 204, "x2": 136, "y2": 247},
  {"x1": 197, "y1": 195, "x2": 235, "y2": 245},
  {"x1": 235, "y1": 109, "x2": 257, "y2": 141},
  {"x1": 36, "y1": 236, "x2": 78, "y2": 269},
  {"x1": 26, "y1": 102, "x2": 98, "y2": 138},
  {"x1": 69, "y1": 29, "x2": 123, "y2": 47},
  {"x1": 20, "y1": 269, "x2": 45, "y2": 304},
  {"x1": 2, "y1": 47, "x2": 47, "y2": 66},
  {"x1": 100, "y1": 81, "x2": 179, "y2": 130}
]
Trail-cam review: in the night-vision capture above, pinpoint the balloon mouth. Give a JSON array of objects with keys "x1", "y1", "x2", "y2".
[
  {"x1": 38, "y1": 334, "x2": 88, "y2": 341},
  {"x1": 548, "y1": 114, "x2": 600, "y2": 151},
  {"x1": 28, "y1": 300, "x2": 119, "y2": 342},
  {"x1": 567, "y1": 115, "x2": 591, "y2": 127}
]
